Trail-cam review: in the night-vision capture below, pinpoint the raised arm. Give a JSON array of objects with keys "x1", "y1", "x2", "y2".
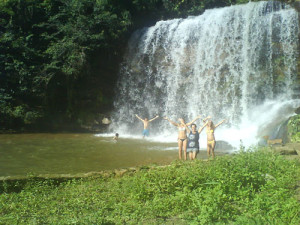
[
  {"x1": 186, "y1": 115, "x2": 201, "y2": 126},
  {"x1": 198, "y1": 121, "x2": 208, "y2": 133},
  {"x1": 148, "y1": 115, "x2": 159, "y2": 122},
  {"x1": 135, "y1": 114, "x2": 144, "y2": 122},
  {"x1": 164, "y1": 117, "x2": 179, "y2": 127},
  {"x1": 202, "y1": 116, "x2": 211, "y2": 122},
  {"x1": 183, "y1": 122, "x2": 191, "y2": 134},
  {"x1": 215, "y1": 119, "x2": 226, "y2": 128}
]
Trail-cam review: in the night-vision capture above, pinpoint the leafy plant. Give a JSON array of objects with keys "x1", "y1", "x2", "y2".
[
  {"x1": 288, "y1": 115, "x2": 300, "y2": 142},
  {"x1": 1, "y1": 148, "x2": 299, "y2": 224}
]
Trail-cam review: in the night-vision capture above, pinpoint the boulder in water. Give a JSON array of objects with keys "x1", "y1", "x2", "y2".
[
  {"x1": 215, "y1": 140, "x2": 234, "y2": 151},
  {"x1": 102, "y1": 118, "x2": 111, "y2": 125}
]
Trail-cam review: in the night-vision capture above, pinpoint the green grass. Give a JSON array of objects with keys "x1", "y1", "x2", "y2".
[{"x1": 0, "y1": 147, "x2": 299, "y2": 224}]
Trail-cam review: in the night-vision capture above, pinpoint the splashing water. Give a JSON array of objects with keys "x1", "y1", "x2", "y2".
[{"x1": 111, "y1": 1, "x2": 299, "y2": 148}]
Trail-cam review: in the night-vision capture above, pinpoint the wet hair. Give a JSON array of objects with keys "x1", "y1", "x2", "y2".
[
  {"x1": 115, "y1": 133, "x2": 119, "y2": 137},
  {"x1": 207, "y1": 120, "x2": 215, "y2": 129},
  {"x1": 191, "y1": 123, "x2": 197, "y2": 128}
]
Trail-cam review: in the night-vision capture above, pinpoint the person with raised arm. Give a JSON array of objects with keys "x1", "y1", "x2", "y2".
[
  {"x1": 135, "y1": 114, "x2": 159, "y2": 138},
  {"x1": 184, "y1": 117, "x2": 210, "y2": 160},
  {"x1": 164, "y1": 115, "x2": 201, "y2": 160},
  {"x1": 204, "y1": 118, "x2": 226, "y2": 158}
]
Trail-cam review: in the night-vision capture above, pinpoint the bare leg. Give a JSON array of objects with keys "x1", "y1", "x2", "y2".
[
  {"x1": 183, "y1": 139, "x2": 187, "y2": 160},
  {"x1": 177, "y1": 140, "x2": 183, "y2": 160},
  {"x1": 192, "y1": 151, "x2": 197, "y2": 160},
  {"x1": 211, "y1": 141, "x2": 216, "y2": 158},
  {"x1": 207, "y1": 144, "x2": 211, "y2": 158},
  {"x1": 189, "y1": 152, "x2": 193, "y2": 160}
]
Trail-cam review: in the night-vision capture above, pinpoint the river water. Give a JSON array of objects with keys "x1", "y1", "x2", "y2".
[
  {"x1": 3, "y1": 1, "x2": 298, "y2": 178},
  {"x1": 0, "y1": 133, "x2": 229, "y2": 177}
]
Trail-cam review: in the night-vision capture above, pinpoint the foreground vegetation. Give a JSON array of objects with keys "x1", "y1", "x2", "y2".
[
  {"x1": 0, "y1": 148, "x2": 299, "y2": 224},
  {"x1": 288, "y1": 114, "x2": 300, "y2": 143}
]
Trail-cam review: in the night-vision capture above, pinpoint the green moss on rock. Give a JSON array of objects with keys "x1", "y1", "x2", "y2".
[{"x1": 287, "y1": 114, "x2": 300, "y2": 143}]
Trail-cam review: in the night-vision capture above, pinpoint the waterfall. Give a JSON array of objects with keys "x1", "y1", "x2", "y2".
[{"x1": 111, "y1": 1, "x2": 299, "y2": 148}]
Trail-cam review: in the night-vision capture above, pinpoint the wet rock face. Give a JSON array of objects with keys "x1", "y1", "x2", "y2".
[
  {"x1": 292, "y1": 1, "x2": 300, "y2": 102},
  {"x1": 112, "y1": 1, "x2": 299, "y2": 145},
  {"x1": 76, "y1": 113, "x2": 112, "y2": 132},
  {"x1": 287, "y1": 114, "x2": 300, "y2": 143},
  {"x1": 291, "y1": 2, "x2": 300, "y2": 13}
]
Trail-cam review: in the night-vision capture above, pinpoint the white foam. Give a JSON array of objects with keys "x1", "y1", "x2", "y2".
[{"x1": 110, "y1": 2, "x2": 299, "y2": 150}]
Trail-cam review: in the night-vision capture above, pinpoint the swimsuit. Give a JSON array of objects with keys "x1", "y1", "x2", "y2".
[
  {"x1": 187, "y1": 131, "x2": 200, "y2": 153},
  {"x1": 206, "y1": 129, "x2": 215, "y2": 145},
  {"x1": 179, "y1": 138, "x2": 187, "y2": 142},
  {"x1": 142, "y1": 129, "x2": 150, "y2": 136},
  {"x1": 206, "y1": 129, "x2": 214, "y2": 134},
  {"x1": 178, "y1": 126, "x2": 187, "y2": 142},
  {"x1": 178, "y1": 127, "x2": 186, "y2": 131}
]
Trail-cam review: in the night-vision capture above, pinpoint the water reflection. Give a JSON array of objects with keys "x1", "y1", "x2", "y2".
[
  {"x1": 0, "y1": 133, "x2": 177, "y2": 176},
  {"x1": 0, "y1": 133, "x2": 229, "y2": 177}
]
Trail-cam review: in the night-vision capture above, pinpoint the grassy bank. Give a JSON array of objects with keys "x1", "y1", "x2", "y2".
[{"x1": 0, "y1": 147, "x2": 299, "y2": 224}]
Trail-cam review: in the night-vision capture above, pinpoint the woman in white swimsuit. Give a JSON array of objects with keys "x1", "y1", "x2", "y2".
[{"x1": 164, "y1": 116, "x2": 201, "y2": 160}]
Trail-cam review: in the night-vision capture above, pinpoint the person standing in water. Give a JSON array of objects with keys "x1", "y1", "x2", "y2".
[
  {"x1": 204, "y1": 118, "x2": 226, "y2": 158},
  {"x1": 164, "y1": 116, "x2": 201, "y2": 160},
  {"x1": 113, "y1": 133, "x2": 119, "y2": 141},
  {"x1": 184, "y1": 117, "x2": 210, "y2": 160},
  {"x1": 135, "y1": 114, "x2": 159, "y2": 138}
]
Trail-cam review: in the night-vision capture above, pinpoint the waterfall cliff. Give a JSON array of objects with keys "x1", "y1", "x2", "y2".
[{"x1": 112, "y1": 1, "x2": 299, "y2": 147}]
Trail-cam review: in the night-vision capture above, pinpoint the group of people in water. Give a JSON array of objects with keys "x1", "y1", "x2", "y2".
[{"x1": 135, "y1": 114, "x2": 226, "y2": 160}]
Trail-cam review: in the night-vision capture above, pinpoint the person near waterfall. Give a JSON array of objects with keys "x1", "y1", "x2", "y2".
[
  {"x1": 204, "y1": 117, "x2": 226, "y2": 158},
  {"x1": 113, "y1": 133, "x2": 119, "y2": 141},
  {"x1": 184, "y1": 118, "x2": 210, "y2": 160},
  {"x1": 135, "y1": 114, "x2": 159, "y2": 138},
  {"x1": 164, "y1": 116, "x2": 201, "y2": 160}
]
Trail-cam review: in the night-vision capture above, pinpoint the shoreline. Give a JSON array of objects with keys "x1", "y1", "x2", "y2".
[
  {"x1": 1, "y1": 143, "x2": 299, "y2": 182},
  {"x1": 1, "y1": 148, "x2": 299, "y2": 224}
]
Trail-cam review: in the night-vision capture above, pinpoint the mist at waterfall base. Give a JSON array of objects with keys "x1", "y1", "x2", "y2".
[{"x1": 109, "y1": 1, "x2": 299, "y2": 150}]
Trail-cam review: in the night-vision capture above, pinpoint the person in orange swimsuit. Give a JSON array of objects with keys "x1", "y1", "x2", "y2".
[
  {"x1": 164, "y1": 116, "x2": 201, "y2": 160},
  {"x1": 204, "y1": 118, "x2": 226, "y2": 158}
]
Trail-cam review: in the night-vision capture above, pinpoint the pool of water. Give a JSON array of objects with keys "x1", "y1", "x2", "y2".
[{"x1": 0, "y1": 133, "x2": 228, "y2": 177}]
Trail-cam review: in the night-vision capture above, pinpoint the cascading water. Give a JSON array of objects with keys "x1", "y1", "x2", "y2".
[{"x1": 111, "y1": 1, "x2": 299, "y2": 148}]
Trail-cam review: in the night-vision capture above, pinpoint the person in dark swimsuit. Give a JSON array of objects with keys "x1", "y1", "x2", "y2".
[
  {"x1": 184, "y1": 121, "x2": 208, "y2": 160},
  {"x1": 164, "y1": 116, "x2": 201, "y2": 160}
]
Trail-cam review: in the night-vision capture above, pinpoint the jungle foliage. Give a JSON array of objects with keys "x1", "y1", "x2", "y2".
[
  {"x1": 0, "y1": 148, "x2": 299, "y2": 224},
  {"x1": 0, "y1": 0, "x2": 297, "y2": 131},
  {"x1": 288, "y1": 114, "x2": 300, "y2": 142}
]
